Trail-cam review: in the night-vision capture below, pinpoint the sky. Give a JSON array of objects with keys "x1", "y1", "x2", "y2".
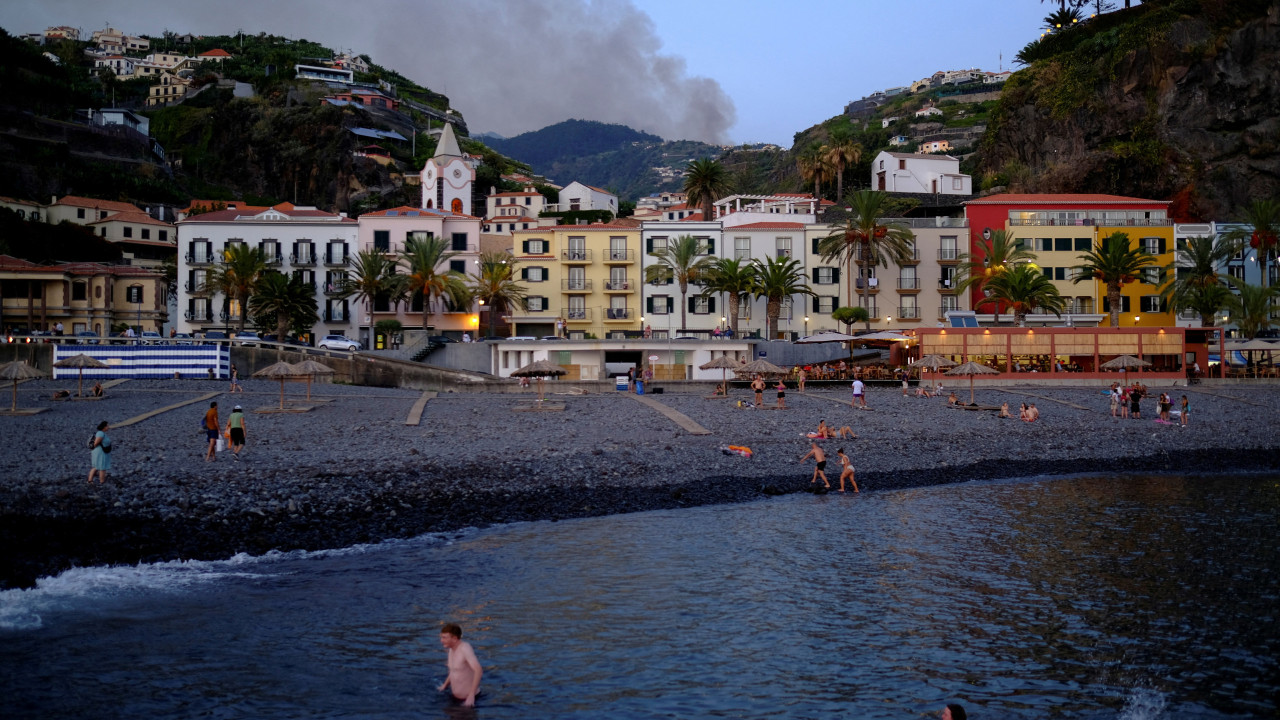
[{"x1": 3, "y1": 0, "x2": 1059, "y2": 146}]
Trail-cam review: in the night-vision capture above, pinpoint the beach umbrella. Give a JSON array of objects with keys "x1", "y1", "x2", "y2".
[
  {"x1": 738, "y1": 358, "x2": 789, "y2": 376},
  {"x1": 54, "y1": 353, "x2": 108, "y2": 397},
  {"x1": 795, "y1": 330, "x2": 859, "y2": 343},
  {"x1": 291, "y1": 359, "x2": 335, "y2": 402},
  {"x1": 0, "y1": 360, "x2": 46, "y2": 412},
  {"x1": 945, "y1": 360, "x2": 1000, "y2": 405},
  {"x1": 1226, "y1": 338, "x2": 1276, "y2": 377},
  {"x1": 700, "y1": 355, "x2": 742, "y2": 390},
  {"x1": 857, "y1": 331, "x2": 914, "y2": 342},
  {"x1": 511, "y1": 359, "x2": 567, "y2": 402},
  {"x1": 253, "y1": 361, "x2": 304, "y2": 410},
  {"x1": 910, "y1": 353, "x2": 956, "y2": 386},
  {"x1": 1099, "y1": 354, "x2": 1151, "y2": 385}
]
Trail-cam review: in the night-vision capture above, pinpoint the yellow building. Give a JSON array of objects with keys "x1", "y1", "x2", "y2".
[
  {"x1": 1091, "y1": 224, "x2": 1176, "y2": 327},
  {"x1": 509, "y1": 223, "x2": 642, "y2": 338},
  {"x1": 0, "y1": 255, "x2": 168, "y2": 335}
]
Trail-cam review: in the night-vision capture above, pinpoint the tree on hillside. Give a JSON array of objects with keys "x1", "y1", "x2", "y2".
[
  {"x1": 468, "y1": 251, "x2": 528, "y2": 338},
  {"x1": 976, "y1": 263, "x2": 1066, "y2": 326},
  {"x1": 1221, "y1": 199, "x2": 1279, "y2": 288},
  {"x1": 400, "y1": 234, "x2": 470, "y2": 333},
  {"x1": 817, "y1": 190, "x2": 916, "y2": 330},
  {"x1": 824, "y1": 129, "x2": 863, "y2": 204},
  {"x1": 699, "y1": 257, "x2": 756, "y2": 336},
  {"x1": 953, "y1": 229, "x2": 1037, "y2": 324},
  {"x1": 205, "y1": 243, "x2": 266, "y2": 332},
  {"x1": 797, "y1": 145, "x2": 833, "y2": 200},
  {"x1": 750, "y1": 256, "x2": 813, "y2": 340},
  {"x1": 683, "y1": 158, "x2": 729, "y2": 221},
  {"x1": 645, "y1": 235, "x2": 713, "y2": 333},
  {"x1": 1072, "y1": 232, "x2": 1159, "y2": 327},
  {"x1": 1160, "y1": 235, "x2": 1233, "y2": 326}
]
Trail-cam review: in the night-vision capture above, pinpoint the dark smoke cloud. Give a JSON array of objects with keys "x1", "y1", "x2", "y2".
[{"x1": 3, "y1": 0, "x2": 736, "y2": 142}]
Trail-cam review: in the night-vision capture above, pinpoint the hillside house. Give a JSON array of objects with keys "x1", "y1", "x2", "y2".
[
  {"x1": 553, "y1": 182, "x2": 618, "y2": 216},
  {"x1": 872, "y1": 151, "x2": 972, "y2": 195}
]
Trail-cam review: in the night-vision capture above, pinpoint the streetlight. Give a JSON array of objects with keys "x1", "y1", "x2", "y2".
[
  {"x1": 803, "y1": 315, "x2": 809, "y2": 337},
  {"x1": 1134, "y1": 314, "x2": 1141, "y2": 326}
]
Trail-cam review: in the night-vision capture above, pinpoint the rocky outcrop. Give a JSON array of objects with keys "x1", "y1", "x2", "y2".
[{"x1": 979, "y1": 2, "x2": 1280, "y2": 220}]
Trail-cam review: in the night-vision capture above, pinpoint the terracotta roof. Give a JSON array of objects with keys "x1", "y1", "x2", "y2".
[
  {"x1": 360, "y1": 206, "x2": 482, "y2": 220},
  {"x1": 88, "y1": 210, "x2": 172, "y2": 227},
  {"x1": 966, "y1": 193, "x2": 1167, "y2": 206},
  {"x1": 725, "y1": 222, "x2": 807, "y2": 230},
  {"x1": 0, "y1": 196, "x2": 41, "y2": 206},
  {"x1": 489, "y1": 192, "x2": 542, "y2": 198},
  {"x1": 0, "y1": 255, "x2": 162, "y2": 277},
  {"x1": 199, "y1": 48, "x2": 232, "y2": 57},
  {"x1": 54, "y1": 196, "x2": 142, "y2": 214}
]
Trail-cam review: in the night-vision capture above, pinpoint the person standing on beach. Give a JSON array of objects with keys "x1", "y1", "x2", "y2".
[
  {"x1": 1109, "y1": 383, "x2": 1120, "y2": 418},
  {"x1": 800, "y1": 441, "x2": 830, "y2": 488},
  {"x1": 438, "y1": 623, "x2": 482, "y2": 707},
  {"x1": 751, "y1": 375, "x2": 765, "y2": 408},
  {"x1": 835, "y1": 448, "x2": 858, "y2": 493},
  {"x1": 87, "y1": 420, "x2": 111, "y2": 484},
  {"x1": 225, "y1": 405, "x2": 247, "y2": 461},
  {"x1": 1180, "y1": 394, "x2": 1189, "y2": 426},
  {"x1": 775, "y1": 380, "x2": 787, "y2": 409},
  {"x1": 229, "y1": 363, "x2": 243, "y2": 393},
  {"x1": 798, "y1": 368, "x2": 806, "y2": 394},
  {"x1": 1129, "y1": 386, "x2": 1142, "y2": 420},
  {"x1": 851, "y1": 378, "x2": 867, "y2": 409},
  {"x1": 204, "y1": 401, "x2": 220, "y2": 461}
]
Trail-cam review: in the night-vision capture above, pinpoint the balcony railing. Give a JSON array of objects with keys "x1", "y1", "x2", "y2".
[
  {"x1": 606, "y1": 249, "x2": 635, "y2": 262},
  {"x1": 562, "y1": 278, "x2": 593, "y2": 291},
  {"x1": 899, "y1": 248, "x2": 920, "y2": 262},
  {"x1": 326, "y1": 312, "x2": 347, "y2": 323},
  {"x1": 939, "y1": 279, "x2": 957, "y2": 291},
  {"x1": 449, "y1": 243, "x2": 479, "y2": 253},
  {"x1": 323, "y1": 282, "x2": 346, "y2": 296},
  {"x1": 897, "y1": 306, "x2": 921, "y2": 320},
  {"x1": 262, "y1": 250, "x2": 283, "y2": 266},
  {"x1": 184, "y1": 310, "x2": 212, "y2": 322},
  {"x1": 604, "y1": 279, "x2": 635, "y2": 291},
  {"x1": 290, "y1": 251, "x2": 316, "y2": 265},
  {"x1": 604, "y1": 308, "x2": 634, "y2": 320},
  {"x1": 219, "y1": 311, "x2": 242, "y2": 322},
  {"x1": 938, "y1": 248, "x2": 959, "y2": 261},
  {"x1": 562, "y1": 249, "x2": 592, "y2": 262},
  {"x1": 186, "y1": 251, "x2": 213, "y2": 265},
  {"x1": 1008, "y1": 217, "x2": 1173, "y2": 227},
  {"x1": 324, "y1": 250, "x2": 349, "y2": 266},
  {"x1": 897, "y1": 278, "x2": 920, "y2": 290},
  {"x1": 567, "y1": 308, "x2": 591, "y2": 321},
  {"x1": 855, "y1": 278, "x2": 880, "y2": 290},
  {"x1": 184, "y1": 280, "x2": 208, "y2": 293}
]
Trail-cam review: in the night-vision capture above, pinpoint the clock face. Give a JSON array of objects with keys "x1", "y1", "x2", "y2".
[
  {"x1": 983, "y1": 227, "x2": 992, "y2": 240},
  {"x1": 453, "y1": 169, "x2": 462, "y2": 178}
]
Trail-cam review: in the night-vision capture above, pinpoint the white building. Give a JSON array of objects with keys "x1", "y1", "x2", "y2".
[
  {"x1": 554, "y1": 181, "x2": 618, "y2": 215},
  {"x1": 481, "y1": 187, "x2": 554, "y2": 235},
  {"x1": 872, "y1": 151, "x2": 972, "y2": 195},
  {"x1": 175, "y1": 203, "x2": 359, "y2": 339},
  {"x1": 421, "y1": 123, "x2": 474, "y2": 216}
]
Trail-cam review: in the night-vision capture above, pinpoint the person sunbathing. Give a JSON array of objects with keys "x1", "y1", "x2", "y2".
[
  {"x1": 998, "y1": 402, "x2": 1011, "y2": 418},
  {"x1": 915, "y1": 385, "x2": 933, "y2": 398},
  {"x1": 1024, "y1": 403, "x2": 1040, "y2": 422},
  {"x1": 947, "y1": 391, "x2": 959, "y2": 406},
  {"x1": 1018, "y1": 403, "x2": 1029, "y2": 421},
  {"x1": 92, "y1": 382, "x2": 104, "y2": 397},
  {"x1": 815, "y1": 420, "x2": 856, "y2": 439}
]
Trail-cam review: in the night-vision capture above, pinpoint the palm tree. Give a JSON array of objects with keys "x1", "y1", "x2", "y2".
[
  {"x1": 953, "y1": 229, "x2": 1037, "y2": 325},
  {"x1": 1160, "y1": 235, "x2": 1234, "y2": 326},
  {"x1": 1221, "y1": 199, "x2": 1280, "y2": 288},
  {"x1": 469, "y1": 251, "x2": 528, "y2": 338},
  {"x1": 1072, "y1": 232, "x2": 1159, "y2": 327},
  {"x1": 824, "y1": 130, "x2": 863, "y2": 203},
  {"x1": 698, "y1": 257, "x2": 756, "y2": 336},
  {"x1": 683, "y1": 158, "x2": 730, "y2": 221},
  {"x1": 817, "y1": 190, "x2": 916, "y2": 330},
  {"x1": 250, "y1": 270, "x2": 319, "y2": 342},
  {"x1": 750, "y1": 255, "x2": 814, "y2": 339},
  {"x1": 400, "y1": 234, "x2": 470, "y2": 333},
  {"x1": 1224, "y1": 281, "x2": 1280, "y2": 339},
  {"x1": 645, "y1": 234, "x2": 713, "y2": 333},
  {"x1": 205, "y1": 243, "x2": 266, "y2": 332},
  {"x1": 342, "y1": 249, "x2": 398, "y2": 347},
  {"x1": 797, "y1": 145, "x2": 832, "y2": 200},
  {"x1": 976, "y1": 263, "x2": 1067, "y2": 326}
]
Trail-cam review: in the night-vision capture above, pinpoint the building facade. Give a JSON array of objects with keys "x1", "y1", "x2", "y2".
[
  {"x1": 0, "y1": 255, "x2": 167, "y2": 336},
  {"x1": 421, "y1": 124, "x2": 474, "y2": 216},
  {"x1": 872, "y1": 151, "x2": 973, "y2": 195}
]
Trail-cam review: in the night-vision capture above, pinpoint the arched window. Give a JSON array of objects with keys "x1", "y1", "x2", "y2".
[
  {"x1": 451, "y1": 198, "x2": 463, "y2": 214},
  {"x1": 426, "y1": 199, "x2": 433, "y2": 208}
]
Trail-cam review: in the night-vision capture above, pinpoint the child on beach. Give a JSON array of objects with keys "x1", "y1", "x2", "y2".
[
  {"x1": 1180, "y1": 395, "x2": 1189, "y2": 426},
  {"x1": 800, "y1": 441, "x2": 830, "y2": 488},
  {"x1": 836, "y1": 448, "x2": 858, "y2": 493}
]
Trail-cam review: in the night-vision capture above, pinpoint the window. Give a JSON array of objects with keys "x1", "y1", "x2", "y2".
[
  {"x1": 1102, "y1": 295, "x2": 1132, "y2": 313},
  {"x1": 776, "y1": 237, "x2": 792, "y2": 258},
  {"x1": 899, "y1": 296, "x2": 918, "y2": 318},
  {"x1": 527, "y1": 296, "x2": 547, "y2": 312},
  {"x1": 523, "y1": 239, "x2": 548, "y2": 255},
  {"x1": 72, "y1": 282, "x2": 87, "y2": 301},
  {"x1": 692, "y1": 296, "x2": 711, "y2": 314},
  {"x1": 452, "y1": 233, "x2": 468, "y2": 251},
  {"x1": 940, "y1": 266, "x2": 957, "y2": 288},
  {"x1": 567, "y1": 267, "x2": 586, "y2": 290},
  {"x1": 141, "y1": 228, "x2": 150, "y2": 240},
  {"x1": 899, "y1": 266, "x2": 918, "y2": 289},
  {"x1": 523, "y1": 266, "x2": 547, "y2": 282},
  {"x1": 738, "y1": 302, "x2": 751, "y2": 319},
  {"x1": 374, "y1": 230, "x2": 390, "y2": 251},
  {"x1": 952, "y1": 177, "x2": 963, "y2": 191},
  {"x1": 898, "y1": 159, "x2": 906, "y2": 170},
  {"x1": 649, "y1": 236, "x2": 668, "y2": 255},
  {"x1": 525, "y1": 196, "x2": 532, "y2": 205},
  {"x1": 326, "y1": 241, "x2": 347, "y2": 264},
  {"x1": 125, "y1": 285, "x2": 143, "y2": 303},
  {"x1": 1054, "y1": 238, "x2": 1071, "y2": 252},
  {"x1": 941, "y1": 296, "x2": 959, "y2": 312},
  {"x1": 734, "y1": 237, "x2": 750, "y2": 260},
  {"x1": 814, "y1": 296, "x2": 836, "y2": 313},
  {"x1": 779, "y1": 297, "x2": 793, "y2": 320},
  {"x1": 1075, "y1": 237, "x2": 1091, "y2": 251},
  {"x1": 77, "y1": 208, "x2": 86, "y2": 219},
  {"x1": 939, "y1": 236, "x2": 957, "y2": 260},
  {"x1": 567, "y1": 236, "x2": 587, "y2": 260},
  {"x1": 697, "y1": 237, "x2": 715, "y2": 255},
  {"x1": 609, "y1": 237, "x2": 627, "y2": 259},
  {"x1": 1141, "y1": 237, "x2": 1164, "y2": 255},
  {"x1": 649, "y1": 295, "x2": 671, "y2": 315},
  {"x1": 1143, "y1": 268, "x2": 1160, "y2": 285},
  {"x1": 123, "y1": 226, "x2": 133, "y2": 238},
  {"x1": 814, "y1": 267, "x2": 837, "y2": 284},
  {"x1": 450, "y1": 260, "x2": 466, "y2": 274},
  {"x1": 610, "y1": 267, "x2": 627, "y2": 287},
  {"x1": 1140, "y1": 295, "x2": 1166, "y2": 313},
  {"x1": 1227, "y1": 265, "x2": 1245, "y2": 282},
  {"x1": 1032, "y1": 237, "x2": 1050, "y2": 252}
]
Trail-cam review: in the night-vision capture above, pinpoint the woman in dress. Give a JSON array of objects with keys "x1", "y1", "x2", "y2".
[{"x1": 88, "y1": 420, "x2": 111, "y2": 484}]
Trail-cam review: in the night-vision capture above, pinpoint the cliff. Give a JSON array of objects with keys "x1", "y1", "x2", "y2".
[{"x1": 979, "y1": 0, "x2": 1280, "y2": 220}]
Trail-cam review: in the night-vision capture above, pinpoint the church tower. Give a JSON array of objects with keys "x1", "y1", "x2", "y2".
[{"x1": 421, "y1": 123, "x2": 473, "y2": 215}]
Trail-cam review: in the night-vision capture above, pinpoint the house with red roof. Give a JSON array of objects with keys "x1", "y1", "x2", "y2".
[
  {"x1": 0, "y1": 255, "x2": 167, "y2": 336},
  {"x1": 196, "y1": 48, "x2": 232, "y2": 63}
]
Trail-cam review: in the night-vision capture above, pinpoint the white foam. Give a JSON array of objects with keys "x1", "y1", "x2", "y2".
[{"x1": 1118, "y1": 685, "x2": 1169, "y2": 719}]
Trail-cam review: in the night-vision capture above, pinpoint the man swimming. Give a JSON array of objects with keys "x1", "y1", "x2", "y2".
[{"x1": 438, "y1": 623, "x2": 482, "y2": 707}]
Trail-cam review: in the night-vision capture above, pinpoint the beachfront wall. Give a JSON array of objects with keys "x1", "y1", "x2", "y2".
[
  {"x1": 488, "y1": 339, "x2": 753, "y2": 381},
  {"x1": 916, "y1": 327, "x2": 1208, "y2": 381},
  {"x1": 52, "y1": 345, "x2": 228, "y2": 379}
]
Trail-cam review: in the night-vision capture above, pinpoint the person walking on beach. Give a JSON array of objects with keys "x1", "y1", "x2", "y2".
[
  {"x1": 229, "y1": 363, "x2": 243, "y2": 393},
  {"x1": 835, "y1": 448, "x2": 858, "y2": 493},
  {"x1": 438, "y1": 623, "x2": 482, "y2": 707},
  {"x1": 798, "y1": 367, "x2": 806, "y2": 394},
  {"x1": 225, "y1": 404, "x2": 247, "y2": 461},
  {"x1": 87, "y1": 420, "x2": 112, "y2": 484},
  {"x1": 800, "y1": 441, "x2": 830, "y2": 488},
  {"x1": 204, "y1": 401, "x2": 220, "y2": 461},
  {"x1": 1180, "y1": 394, "x2": 1189, "y2": 427},
  {"x1": 851, "y1": 378, "x2": 867, "y2": 409},
  {"x1": 751, "y1": 375, "x2": 765, "y2": 408}
]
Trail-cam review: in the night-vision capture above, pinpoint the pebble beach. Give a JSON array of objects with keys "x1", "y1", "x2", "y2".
[{"x1": 2, "y1": 376, "x2": 1278, "y2": 589}]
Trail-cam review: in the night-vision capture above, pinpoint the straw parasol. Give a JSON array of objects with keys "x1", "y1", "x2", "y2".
[
  {"x1": 511, "y1": 359, "x2": 567, "y2": 402},
  {"x1": 738, "y1": 358, "x2": 789, "y2": 376},
  {"x1": 1227, "y1": 338, "x2": 1276, "y2": 377},
  {"x1": 1099, "y1": 354, "x2": 1151, "y2": 385},
  {"x1": 0, "y1": 360, "x2": 47, "y2": 412},
  {"x1": 253, "y1": 361, "x2": 305, "y2": 409},
  {"x1": 700, "y1": 355, "x2": 742, "y2": 392},
  {"x1": 795, "y1": 330, "x2": 858, "y2": 343},
  {"x1": 54, "y1": 353, "x2": 108, "y2": 397},
  {"x1": 291, "y1": 359, "x2": 335, "y2": 402},
  {"x1": 910, "y1": 353, "x2": 956, "y2": 386},
  {"x1": 945, "y1": 360, "x2": 1000, "y2": 405}
]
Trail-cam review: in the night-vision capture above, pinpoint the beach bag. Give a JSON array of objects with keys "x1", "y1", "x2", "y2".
[
  {"x1": 87, "y1": 435, "x2": 96, "y2": 449},
  {"x1": 216, "y1": 436, "x2": 226, "y2": 453}
]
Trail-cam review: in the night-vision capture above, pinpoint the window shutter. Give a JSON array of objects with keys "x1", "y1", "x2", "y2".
[
  {"x1": 521, "y1": 268, "x2": 529, "y2": 280},
  {"x1": 813, "y1": 296, "x2": 821, "y2": 312},
  {"x1": 647, "y1": 297, "x2": 654, "y2": 313},
  {"x1": 1158, "y1": 238, "x2": 1167, "y2": 255},
  {"x1": 832, "y1": 268, "x2": 840, "y2": 283},
  {"x1": 666, "y1": 297, "x2": 674, "y2": 312},
  {"x1": 705, "y1": 238, "x2": 715, "y2": 255},
  {"x1": 812, "y1": 237, "x2": 820, "y2": 255},
  {"x1": 709, "y1": 297, "x2": 716, "y2": 313},
  {"x1": 522, "y1": 240, "x2": 530, "y2": 254},
  {"x1": 689, "y1": 297, "x2": 697, "y2": 313},
  {"x1": 812, "y1": 268, "x2": 819, "y2": 282},
  {"x1": 646, "y1": 238, "x2": 653, "y2": 254}
]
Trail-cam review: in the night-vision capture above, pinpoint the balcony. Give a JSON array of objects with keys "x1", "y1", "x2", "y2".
[
  {"x1": 262, "y1": 250, "x2": 283, "y2": 266},
  {"x1": 604, "y1": 308, "x2": 635, "y2": 321},
  {"x1": 938, "y1": 248, "x2": 959, "y2": 262},
  {"x1": 567, "y1": 308, "x2": 591, "y2": 321},
  {"x1": 323, "y1": 282, "x2": 346, "y2": 296},
  {"x1": 562, "y1": 278, "x2": 593, "y2": 291},
  {"x1": 184, "y1": 310, "x2": 212, "y2": 322},
  {"x1": 324, "y1": 250, "x2": 349, "y2": 266},
  {"x1": 897, "y1": 277, "x2": 921, "y2": 292},
  {"x1": 290, "y1": 250, "x2": 316, "y2": 265},
  {"x1": 605, "y1": 249, "x2": 635, "y2": 263},
  {"x1": 186, "y1": 251, "x2": 213, "y2": 265},
  {"x1": 855, "y1": 278, "x2": 880, "y2": 292},
  {"x1": 562, "y1": 249, "x2": 593, "y2": 262},
  {"x1": 939, "y1": 279, "x2": 958, "y2": 293},
  {"x1": 184, "y1": 280, "x2": 208, "y2": 293},
  {"x1": 219, "y1": 311, "x2": 242, "y2": 323},
  {"x1": 899, "y1": 248, "x2": 920, "y2": 264},
  {"x1": 325, "y1": 311, "x2": 347, "y2": 323},
  {"x1": 897, "y1": 306, "x2": 921, "y2": 320},
  {"x1": 604, "y1": 279, "x2": 635, "y2": 292}
]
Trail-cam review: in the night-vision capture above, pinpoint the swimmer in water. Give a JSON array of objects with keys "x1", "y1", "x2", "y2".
[{"x1": 438, "y1": 622, "x2": 482, "y2": 707}]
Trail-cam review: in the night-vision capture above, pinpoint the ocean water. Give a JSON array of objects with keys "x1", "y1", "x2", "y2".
[{"x1": 1, "y1": 473, "x2": 1277, "y2": 719}]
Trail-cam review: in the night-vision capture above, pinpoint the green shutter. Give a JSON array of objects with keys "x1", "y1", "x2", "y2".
[
  {"x1": 812, "y1": 237, "x2": 820, "y2": 255},
  {"x1": 647, "y1": 297, "x2": 654, "y2": 313},
  {"x1": 674, "y1": 350, "x2": 685, "y2": 365},
  {"x1": 521, "y1": 268, "x2": 529, "y2": 280},
  {"x1": 705, "y1": 238, "x2": 715, "y2": 255},
  {"x1": 558, "y1": 351, "x2": 571, "y2": 364},
  {"x1": 522, "y1": 240, "x2": 530, "y2": 254},
  {"x1": 666, "y1": 297, "x2": 674, "y2": 312},
  {"x1": 646, "y1": 238, "x2": 653, "y2": 254}
]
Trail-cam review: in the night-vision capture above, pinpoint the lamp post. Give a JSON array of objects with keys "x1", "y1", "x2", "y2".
[
  {"x1": 1134, "y1": 314, "x2": 1141, "y2": 327},
  {"x1": 803, "y1": 315, "x2": 809, "y2": 337}
]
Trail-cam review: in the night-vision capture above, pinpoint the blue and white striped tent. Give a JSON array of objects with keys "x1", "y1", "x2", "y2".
[{"x1": 52, "y1": 345, "x2": 229, "y2": 380}]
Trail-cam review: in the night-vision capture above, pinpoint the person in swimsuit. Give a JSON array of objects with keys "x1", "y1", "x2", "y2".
[
  {"x1": 835, "y1": 448, "x2": 858, "y2": 493},
  {"x1": 751, "y1": 375, "x2": 765, "y2": 408},
  {"x1": 1180, "y1": 394, "x2": 1189, "y2": 426},
  {"x1": 800, "y1": 441, "x2": 830, "y2": 488},
  {"x1": 998, "y1": 402, "x2": 1011, "y2": 418},
  {"x1": 438, "y1": 623, "x2": 482, "y2": 707},
  {"x1": 941, "y1": 703, "x2": 967, "y2": 720},
  {"x1": 229, "y1": 363, "x2": 243, "y2": 393},
  {"x1": 775, "y1": 381, "x2": 787, "y2": 409}
]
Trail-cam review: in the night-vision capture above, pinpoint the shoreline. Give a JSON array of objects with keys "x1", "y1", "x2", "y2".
[{"x1": 3, "y1": 380, "x2": 1279, "y2": 589}]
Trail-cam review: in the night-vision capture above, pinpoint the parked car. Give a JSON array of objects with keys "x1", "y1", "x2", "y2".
[
  {"x1": 202, "y1": 331, "x2": 227, "y2": 345},
  {"x1": 426, "y1": 335, "x2": 457, "y2": 345},
  {"x1": 171, "y1": 332, "x2": 193, "y2": 345},
  {"x1": 75, "y1": 331, "x2": 100, "y2": 345},
  {"x1": 540, "y1": 335, "x2": 566, "y2": 341},
  {"x1": 232, "y1": 331, "x2": 261, "y2": 346},
  {"x1": 140, "y1": 331, "x2": 163, "y2": 345},
  {"x1": 318, "y1": 335, "x2": 361, "y2": 351}
]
